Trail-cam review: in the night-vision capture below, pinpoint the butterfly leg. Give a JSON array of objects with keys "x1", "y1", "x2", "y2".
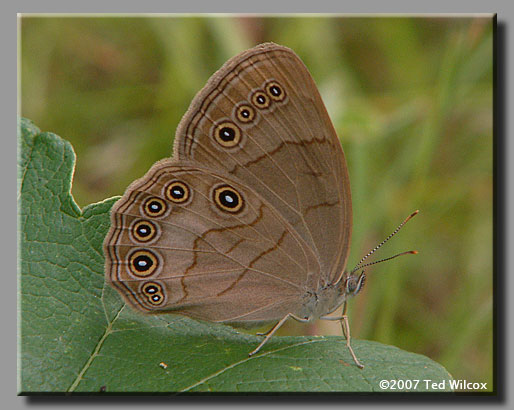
[
  {"x1": 340, "y1": 302, "x2": 364, "y2": 369},
  {"x1": 255, "y1": 328, "x2": 273, "y2": 337},
  {"x1": 249, "y1": 313, "x2": 309, "y2": 357},
  {"x1": 320, "y1": 302, "x2": 364, "y2": 369}
]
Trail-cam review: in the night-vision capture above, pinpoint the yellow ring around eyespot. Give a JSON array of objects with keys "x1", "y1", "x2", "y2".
[
  {"x1": 141, "y1": 281, "x2": 165, "y2": 305},
  {"x1": 128, "y1": 249, "x2": 159, "y2": 277},
  {"x1": 142, "y1": 197, "x2": 167, "y2": 218},
  {"x1": 235, "y1": 104, "x2": 256, "y2": 123},
  {"x1": 131, "y1": 220, "x2": 158, "y2": 243},
  {"x1": 213, "y1": 121, "x2": 241, "y2": 148},
  {"x1": 251, "y1": 90, "x2": 271, "y2": 109},
  {"x1": 165, "y1": 181, "x2": 190, "y2": 204},
  {"x1": 142, "y1": 281, "x2": 162, "y2": 294},
  {"x1": 213, "y1": 185, "x2": 244, "y2": 213},
  {"x1": 147, "y1": 292, "x2": 164, "y2": 305},
  {"x1": 265, "y1": 81, "x2": 286, "y2": 102}
]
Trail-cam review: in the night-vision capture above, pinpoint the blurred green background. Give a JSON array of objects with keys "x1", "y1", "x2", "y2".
[{"x1": 20, "y1": 15, "x2": 493, "y2": 390}]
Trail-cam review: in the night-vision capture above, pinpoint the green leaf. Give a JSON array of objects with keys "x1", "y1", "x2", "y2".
[{"x1": 18, "y1": 118, "x2": 453, "y2": 393}]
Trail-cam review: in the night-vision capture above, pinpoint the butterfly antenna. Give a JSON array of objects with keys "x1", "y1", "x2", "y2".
[
  {"x1": 350, "y1": 210, "x2": 419, "y2": 274},
  {"x1": 351, "y1": 250, "x2": 418, "y2": 272}
]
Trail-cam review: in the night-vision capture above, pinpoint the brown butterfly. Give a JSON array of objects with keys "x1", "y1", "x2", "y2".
[{"x1": 104, "y1": 43, "x2": 417, "y2": 368}]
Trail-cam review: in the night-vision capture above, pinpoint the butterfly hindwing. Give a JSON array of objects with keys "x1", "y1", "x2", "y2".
[{"x1": 104, "y1": 161, "x2": 319, "y2": 323}]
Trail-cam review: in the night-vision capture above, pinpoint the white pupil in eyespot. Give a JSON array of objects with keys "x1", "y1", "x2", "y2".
[
  {"x1": 224, "y1": 195, "x2": 234, "y2": 203},
  {"x1": 138, "y1": 260, "x2": 148, "y2": 267}
]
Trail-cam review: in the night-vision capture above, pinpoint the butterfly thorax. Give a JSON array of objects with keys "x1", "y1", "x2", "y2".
[
  {"x1": 298, "y1": 269, "x2": 367, "y2": 320},
  {"x1": 298, "y1": 281, "x2": 347, "y2": 321}
]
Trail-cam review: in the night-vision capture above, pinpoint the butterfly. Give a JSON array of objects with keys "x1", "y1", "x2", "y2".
[{"x1": 104, "y1": 42, "x2": 417, "y2": 368}]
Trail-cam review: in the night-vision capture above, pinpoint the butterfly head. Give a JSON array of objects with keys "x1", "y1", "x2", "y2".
[
  {"x1": 324, "y1": 271, "x2": 366, "y2": 313},
  {"x1": 343, "y1": 271, "x2": 366, "y2": 298}
]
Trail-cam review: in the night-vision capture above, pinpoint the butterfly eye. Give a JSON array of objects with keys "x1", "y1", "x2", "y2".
[
  {"x1": 345, "y1": 273, "x2": 366, "y2": 296},
  {"x1": 213, "y1": 121, "x2": 241, "y2": 148},
  {"x1": 131, "y1": 220, "x2": 158, "y2": 243},
  {"x1": 165, "y1": 181, "x2": 190, "y2": 204},
  {"x1": 251, "y1": 90, "x2": 271, "y2": 109},
  {"x1": 345, "y1": 277, "x2": 357, "y2": 294},
  {"x1": 265, "y1": 81, "x2": 286, "y2": 102},
  {"x1": 213, "y1": 185, "x2": 244, "y2": 213},
  {"x1": 142, "y1": 197, "x2": 167, "y2": 218},
  {"x1": 128, "y1": 250, "x2": 159, "y2": 277}
]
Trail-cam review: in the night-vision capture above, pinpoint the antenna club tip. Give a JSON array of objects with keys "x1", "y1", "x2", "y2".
[
  {"x1": 411, "y1": 210, "x2": 420, "y2": 217},
  {"x1": 410, "y1": 250, "x2": 419, "y2": 255}
]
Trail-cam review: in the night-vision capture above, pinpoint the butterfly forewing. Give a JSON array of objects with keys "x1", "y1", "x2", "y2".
[{"x1": 175, "y1": 43, "x2": 352, "y2": 283}]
